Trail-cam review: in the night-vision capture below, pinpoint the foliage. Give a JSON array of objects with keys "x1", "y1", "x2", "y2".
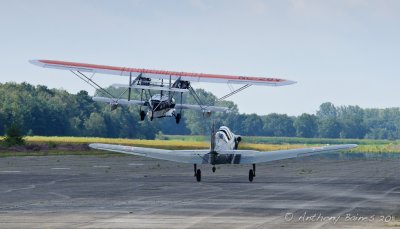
[
  {"x1": 294, "y1": 113, "x2": 318, "y2": 138},
  {"x1": 1, "y1": 124, "x2": 25, "y2": 146},
  {"x1": 2, "y1": 82, "x2": 400, "y2": 141},
  {"x1": 22, "y1": 136, "x2": 400, "y2": 154}
]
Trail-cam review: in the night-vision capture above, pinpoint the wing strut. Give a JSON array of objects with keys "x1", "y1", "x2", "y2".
[
  {"x1": 71, "y1": 70, "x2": 115, "y2": 99},
  {"x1": 71, "y1": 70, "x2": 144, "y2": 110},
  {"x1": 218, "y1": 84, "x2": 251, "y2": 101}
]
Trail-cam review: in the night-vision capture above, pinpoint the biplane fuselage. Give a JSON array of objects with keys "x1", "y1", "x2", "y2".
[{"x1": 147, "y1": 94, "x2": 176, "y2": 119}]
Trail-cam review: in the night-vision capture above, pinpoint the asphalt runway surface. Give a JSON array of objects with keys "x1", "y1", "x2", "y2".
[{"x1": 0, "y1": 154, "x2": 399, "y2": 228}]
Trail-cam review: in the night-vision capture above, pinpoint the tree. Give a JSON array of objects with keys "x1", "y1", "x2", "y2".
[
  {"x1": 262, "y1": 113, "x2": 295, "y2": 137},
  {"x1": 294, "y1": 113, "x2": 318, "y2": 138},
  {"x1": 337, "y1": 105, "x2": 366, "y2": 139},
  {"x1": 317, "y1": 102, "x2": 341, "y2": 138},
  {"x1": 1, "y1": 124, "x2": 25, "y2": 146},
  {"x1": 240, "y1": 114, "x2": 263, "y2": 136},
  {"x1": 317, "y1": 102, "x2": 337, "y2": 119},
  {"x1": 84, "y1": 112, "x2": 107, "y2": 137},
  {"x1": 318, "y1": 118, "x2": 341, "y2": 138}
]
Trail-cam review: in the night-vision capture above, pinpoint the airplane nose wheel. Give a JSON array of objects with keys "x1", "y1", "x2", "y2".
[{"x1": 212, "y1": 166, "x2": 216, "y2": 173}]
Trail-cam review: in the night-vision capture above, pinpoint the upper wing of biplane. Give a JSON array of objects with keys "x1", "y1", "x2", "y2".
[{"x1": 29, "y1": 59, "x2": 296, "y2": 86}]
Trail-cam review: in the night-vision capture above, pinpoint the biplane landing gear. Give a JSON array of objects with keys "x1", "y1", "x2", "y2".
[
  {"x1": 175, "y1": 113, "x2": 181, "y2": 124},
  {"x1": 194, "y1": 164, "x2": 201, "y2": 182},
  {"x1": 248, "y1": 164, "x2": 256, "y2": 182},
  {"x1": 140, "y1": 110, "x2": 146, "y2": 121}
]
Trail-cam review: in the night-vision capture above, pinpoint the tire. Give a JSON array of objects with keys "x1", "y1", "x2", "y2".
[
  {"x1": 140, "y1": 111, "x2": 146, "y2": 121},
  {"x1": 249, "y1": 169, "x2": 254, "y2": 182},
  {"x1": 176, "y1": 113, "x2": 181, "y2": 124},
  {"x1": 196, "y1": 169, "x2": 201, "y2": 182}
]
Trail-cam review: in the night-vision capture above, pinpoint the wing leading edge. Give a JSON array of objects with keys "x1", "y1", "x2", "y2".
[
  {"x1": 89, "y1": 143, "x2": 207, "y2": 164},
  {"x1": 217, "y1": 144, "x2": 357, "y2": 164},
  {"x1": 30, "y1": 59, "x2": 296, "y2": 86}
]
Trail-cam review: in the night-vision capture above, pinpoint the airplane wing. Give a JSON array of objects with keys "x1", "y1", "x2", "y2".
[
  {"x1": 30, "y1": 59, "x2": 296, "y2": 86},
  {"x1": 216, "y1": 144, "x2": 357, "y2": 164},
  {"x1": 89, "y1": 143, "x2": 357, "y2": 165},
  {"x1": 89, "y1": 143, "x2": 208, "y2": 164},
  {"x1": 175, "y1": 104, "x2": 230, "y2": 112},
  {"x1": 92, "y1": 96, "x2": 145, "y2": 106}
]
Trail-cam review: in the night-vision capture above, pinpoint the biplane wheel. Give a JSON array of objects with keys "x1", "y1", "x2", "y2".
[
  {"x1": 175, "y1": 113, "x2": 181, "y2": 124},
  {"x1": 140, "y1": 111, "x2": 146, "y2": 121},
  {"x1": 196, "y1": 169, "x2": 201, "y2": 182},
  {"x1": 249, "y1": 169, "x2": 254, "y2": 182},
  {"x1": 212, "y1": 166, "x2": 216, "y2": 173}
]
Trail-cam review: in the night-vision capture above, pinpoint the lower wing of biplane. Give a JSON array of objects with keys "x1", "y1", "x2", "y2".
[{"x1": 30, "y1": 59, "x2": 296, "y2": 124}]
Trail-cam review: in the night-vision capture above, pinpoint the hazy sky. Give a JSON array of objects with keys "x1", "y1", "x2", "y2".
[{"x1": 1, "y1": 0, "x2": 399, "y2": 116}]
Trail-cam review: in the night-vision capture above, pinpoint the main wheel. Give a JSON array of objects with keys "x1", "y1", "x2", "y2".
[
  {"x1": 140, "y1": 110, "x2": 146, "y2": 121},
  {"x1": 196, "y1": 169, "x2": 201, "y2": 182},
  {"x1": 249, "y1": 169, "x2": 254, "y2": 182},
  {"x1": 176, "y1": 113, "x2": 181, "y2": 124}
]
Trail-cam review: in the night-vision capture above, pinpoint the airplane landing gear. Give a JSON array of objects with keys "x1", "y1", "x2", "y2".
[
  {"x1": 140, "y1": 110, "x2": 146, "y2": 121},
  {"x1": 249, "y1": 169, "x2": 254, "y2": 182},
  {"x1": 212, "y1": 166, "x2": 216, "y2": 173},
  {"x1": 194, "y1": 164, "x2": 201, "y2": 182},
  {"x1": 175, "y1": 113, "x2": 181, "y2": 124},
  {"x1": 248, "y1": 164, "x2": 256, "y2": 182}
]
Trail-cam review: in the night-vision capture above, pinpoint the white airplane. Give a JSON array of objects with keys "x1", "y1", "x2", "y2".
[
  {"x1": 89, "y1": 125, "x2": 357, "y2": 182},
  {"x1": 29, "y1": 60, "x2": 296, "y2": 123}
]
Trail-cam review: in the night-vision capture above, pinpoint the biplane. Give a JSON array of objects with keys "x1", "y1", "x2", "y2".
[
  {"x1": 30, "y1": 60, "x2": 296, "y2": 123},
  {"x1": 90, "y1": 124, "x2": 357, "y2": 182}
]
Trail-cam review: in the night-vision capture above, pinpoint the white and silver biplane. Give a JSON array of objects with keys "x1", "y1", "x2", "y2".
[
  {"x1": 30, "y1": 60, "x2": 296, "y2": 123},
  {"x1": 89, "y1": 125, "x2": 357, "y2": 182}
]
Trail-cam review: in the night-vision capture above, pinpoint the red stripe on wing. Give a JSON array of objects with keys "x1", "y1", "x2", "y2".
[{"x1": 39, "y1": 60, "x2": 287, "y2": 83}]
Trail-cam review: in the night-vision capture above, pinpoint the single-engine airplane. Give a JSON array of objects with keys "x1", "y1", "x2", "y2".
[
  {"x1": 30, "y1": 60, "x2": 296, "y2": 124},
  {"x1": 89, "y1": 125, "x2": 357, "y2": 182}
]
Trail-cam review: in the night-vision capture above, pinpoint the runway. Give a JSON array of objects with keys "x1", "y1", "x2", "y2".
[{"x1": 0, "y1": 154, "x2": 399, "y2": 228}]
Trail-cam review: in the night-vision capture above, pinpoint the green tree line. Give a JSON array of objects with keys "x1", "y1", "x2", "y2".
[{"x1": 1, "y1": 82, "x2": 400, "y2": 140}]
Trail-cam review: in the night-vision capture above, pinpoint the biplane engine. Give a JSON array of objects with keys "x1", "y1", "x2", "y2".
[
  {"x1": 138, "y1": 77, "x2": 151, "y2": 86},
  {"x1": 175, "y1": 80, "x2": 190, "y2": 89}
]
